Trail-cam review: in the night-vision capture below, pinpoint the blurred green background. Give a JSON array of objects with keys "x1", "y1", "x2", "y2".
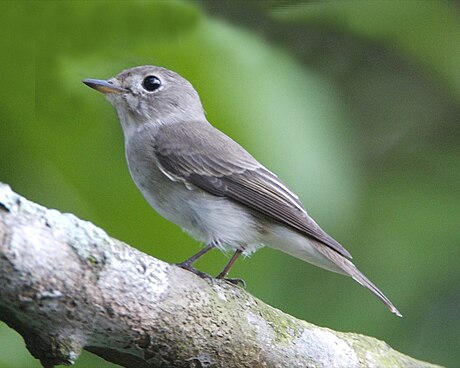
[{"x1": 1, "y1": 1, "x2": 459, "y2": 367}]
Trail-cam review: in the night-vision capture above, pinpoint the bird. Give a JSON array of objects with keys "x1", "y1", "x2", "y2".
[{"x1": 83, "y1": 65, "x2": 401, "y2": 316}]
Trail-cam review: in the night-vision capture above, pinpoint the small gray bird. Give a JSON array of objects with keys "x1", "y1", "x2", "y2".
[{"x1": 83, "y1": 65, "x2": 401, "y2": 316}]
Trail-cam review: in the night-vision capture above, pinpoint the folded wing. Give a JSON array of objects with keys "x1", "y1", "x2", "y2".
[{"x1": 154, "y1": 121, "x2": 352, "y2": 259}]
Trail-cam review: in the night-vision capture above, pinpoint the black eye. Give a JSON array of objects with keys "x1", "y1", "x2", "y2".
[{"x1": 142, "y1": 76, "x2": 162, "y2": 92}]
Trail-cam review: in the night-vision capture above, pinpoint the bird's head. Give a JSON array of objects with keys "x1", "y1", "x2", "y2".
[{"x1": 83, "y1": 65, "x2": 206, "y2": 136}]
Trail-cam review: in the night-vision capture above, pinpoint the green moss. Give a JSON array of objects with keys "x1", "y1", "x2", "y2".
[
  {"x1": 255, "y1": 299, "x2": 304, "y2": 344},
  {"x1": 343, "y1": 333, "x2": 443, "y2": 368},
  {"x1": 86, "y1": 254, "x2": 99, "y2": 265}
]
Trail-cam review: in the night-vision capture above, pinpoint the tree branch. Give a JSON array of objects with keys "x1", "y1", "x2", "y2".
[{"x1": 0, "y1": 183, "x2": 441, "y2": 368}]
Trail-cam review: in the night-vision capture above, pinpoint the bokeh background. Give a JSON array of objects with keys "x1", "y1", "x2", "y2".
[{"x1": 1, "y1": 1, "x2": 459, "y2": 367}]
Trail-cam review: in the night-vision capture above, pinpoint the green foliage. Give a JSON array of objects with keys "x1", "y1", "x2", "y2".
[{"x1": 0, "y1": 1, "x2": 458, "y2": 367}]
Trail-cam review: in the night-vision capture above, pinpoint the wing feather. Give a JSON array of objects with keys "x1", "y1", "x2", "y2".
[{"x1": 155, "y1": 122, "x2": 352, "y2": 259}]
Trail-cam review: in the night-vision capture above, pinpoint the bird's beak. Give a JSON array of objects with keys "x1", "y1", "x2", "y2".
[{"x1": 83, "y1": 79, "x2": 126, "y2": 94}]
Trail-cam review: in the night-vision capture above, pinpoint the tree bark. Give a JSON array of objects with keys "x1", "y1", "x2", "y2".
[{"x1": 0, "y1": 183, "x2": 441, "y2": 368}]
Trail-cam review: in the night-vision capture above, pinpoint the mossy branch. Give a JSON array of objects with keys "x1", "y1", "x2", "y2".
[{"x1": 0, "y1": 183, "x2": 441, "y2": 368}]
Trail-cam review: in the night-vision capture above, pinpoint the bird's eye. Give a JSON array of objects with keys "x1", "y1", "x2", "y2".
[{"x1": 142, "y1": 76, "x2": 162, "y2": 92}]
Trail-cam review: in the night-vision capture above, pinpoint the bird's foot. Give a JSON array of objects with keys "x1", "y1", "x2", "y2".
[
  {"x1": 222, "y1": 277, "x2": 246, "y2": 288},
  {"x1": 175, "y1": 262, "x2": 212, "y2": 280},
  {"x1": 176, "y1": 262, "x2": 245, "y2": 287}
]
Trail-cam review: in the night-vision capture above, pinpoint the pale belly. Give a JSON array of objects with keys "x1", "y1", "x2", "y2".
[{"x1": 126, "y1": 144, "x2": 262, "y2": 253}]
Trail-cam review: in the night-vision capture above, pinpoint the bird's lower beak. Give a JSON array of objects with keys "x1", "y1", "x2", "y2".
[{"x1": 83, "y1": 79, "x2": 125, "y2": 94}]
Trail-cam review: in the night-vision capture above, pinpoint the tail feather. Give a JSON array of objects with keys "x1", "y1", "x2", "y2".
[{"x1": 316, "y1": 244, "x2": 402, "y2": 317}]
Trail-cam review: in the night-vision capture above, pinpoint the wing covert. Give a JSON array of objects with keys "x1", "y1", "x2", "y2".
[{"x1": 154, "y1": 122, "x2": 352, "y2": 259}]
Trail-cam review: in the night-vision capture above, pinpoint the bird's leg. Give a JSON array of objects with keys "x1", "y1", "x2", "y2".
[
  {"x1": 216, "y1": 249, "x2": 245, "y2": 287},
  {"x1": 176, "y1": 244, "x2": 214, "y2": 279},
  {"x1": 179, "y1": 244, "x2": 214, "y2": 267}
]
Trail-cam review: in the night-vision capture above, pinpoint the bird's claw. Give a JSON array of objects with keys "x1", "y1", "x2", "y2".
[
  {"x1": 175, "y1": 262, "x2": 212, "y2": 280},
  {"x1": 223, "y1": 278, "x2": 246, "y2": 288}
]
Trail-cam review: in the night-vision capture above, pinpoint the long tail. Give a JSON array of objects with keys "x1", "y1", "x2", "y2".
[{"x1": 316, "y1": 244, "x2": 402, "y2": 317}]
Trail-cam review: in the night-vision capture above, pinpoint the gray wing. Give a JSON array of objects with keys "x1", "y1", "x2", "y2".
[{"x1": 154, "y1": 121, "x2": 352, "y2": 259}]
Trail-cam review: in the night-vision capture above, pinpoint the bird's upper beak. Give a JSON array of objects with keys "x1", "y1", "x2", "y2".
[{"x1": 82, "y1": 79, "x2": 126, "y2": 94}]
